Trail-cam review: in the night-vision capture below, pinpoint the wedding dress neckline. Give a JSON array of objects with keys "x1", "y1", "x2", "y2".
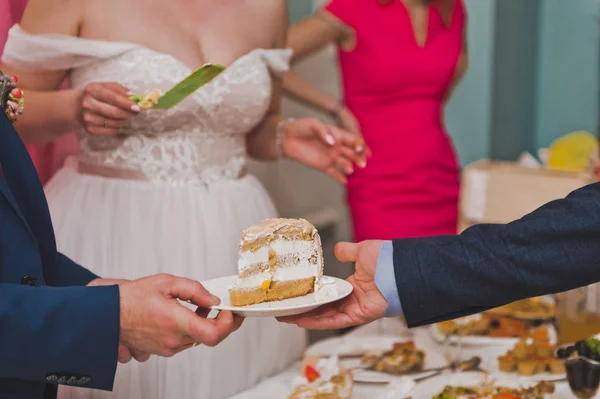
[
  {"x1": 8, "y1": 24, "x2": 283, "y2": 74},
  {"x1": 3, "y1": 24, "x2": 293, "y2": 186}
]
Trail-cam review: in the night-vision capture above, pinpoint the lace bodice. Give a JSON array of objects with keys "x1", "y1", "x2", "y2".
[{"x1": 2, "y1": 25, "x2": 291, "y2": 185}]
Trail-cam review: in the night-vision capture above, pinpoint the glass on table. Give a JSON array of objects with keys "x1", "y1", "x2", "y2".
[
  {"x1": 441, "y1": 315, "x2": 482, "y2": 367},
  {"x1": 556, "y1": 284, "x2": 600, "y2": 398},
  {"x1": 556, "y1": 284, "x2": 600, "y2": 345}
]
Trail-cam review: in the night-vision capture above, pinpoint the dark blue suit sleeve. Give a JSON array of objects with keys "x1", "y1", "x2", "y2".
[
  {"x1": 43, "y1": 252, "x2": 99, "y2": 287},
  {"x1": 0, "y1": 284, "x2": 120, "y2": 390},
  {"x1": 392, "y1": 181, "x2": 600, "y2": 328}
]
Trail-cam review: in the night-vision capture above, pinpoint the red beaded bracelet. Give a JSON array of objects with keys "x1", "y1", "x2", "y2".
[{"x1": 0, "y1": 72, "x2": 24, "y2": 123}]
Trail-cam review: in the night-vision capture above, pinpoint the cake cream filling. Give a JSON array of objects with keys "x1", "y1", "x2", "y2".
[
  {"x1": 233, "y1": 239, "x2": 322, "y2": 290},
  {"x1": 237, "y1": 240, "x2": 314, "y2": 272},
  {"x1": 232, "y1": 264, "x2": 318, "y2": 289}
]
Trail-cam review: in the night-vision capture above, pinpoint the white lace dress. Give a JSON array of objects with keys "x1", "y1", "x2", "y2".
[{"x1": 2, "y1": 25, "x2": 306, "y2": 399}]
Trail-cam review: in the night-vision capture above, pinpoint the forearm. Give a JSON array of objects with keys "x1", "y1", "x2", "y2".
[
  {"x1": 393, "y1": 182, "x2": 600, "y2": 327},
  {"x1": 14, "y1": 88, "x2": 82, "y2": 144},
  {"x1": 282, "y1": 71, "x2": 340, "y2": 114},
  {"x1": 246, "y1": 113, "x2": 283, "y2": 161},
  {"x1": 0, "y1": 284, "x2": 120, "y2": 390}
]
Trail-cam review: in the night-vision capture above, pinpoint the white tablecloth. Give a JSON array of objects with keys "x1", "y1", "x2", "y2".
[{"x1": 230, "y1": 319, "x2": 574, "y2": 398}]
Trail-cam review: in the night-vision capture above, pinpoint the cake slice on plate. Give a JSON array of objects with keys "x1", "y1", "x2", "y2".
[
  {"x1": 229, "y1": 218, "x2": 324, "y2": 307},
  {"x1": 288, "y1": 356, "x2": 353, "y2": 399}
]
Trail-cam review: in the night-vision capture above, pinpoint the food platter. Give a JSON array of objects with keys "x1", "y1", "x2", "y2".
[
  {"x1": 416, "y1": 372, "x2": 559, "y2": 398},
  {"x1": 431, "y1": 297, "x2": 557, "y2": 346},
  {"x1": 306, "y1": 335, "x2": 447, "y2": 383},
  {"x1": 486, "y1": 296, "x2": 556, "y2": 321}
]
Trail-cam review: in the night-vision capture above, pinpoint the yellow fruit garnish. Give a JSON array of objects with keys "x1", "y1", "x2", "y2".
[
  {"x1": 139, "y1": 91, "x2": 161, "y2": 109},
  {"x1": 548, "y1": 131, "x2": 598, "y2": 171},
  {"x1": 261, "y1": 280, "x2": 271, "y2": 290}
]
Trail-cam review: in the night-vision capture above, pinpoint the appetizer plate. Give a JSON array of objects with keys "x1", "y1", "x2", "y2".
[
  {"x1": 412, "y1": 372, "x2": 566, "y2": 398},
  {"x1": 306, "y1": 335, "x2": 406, "y2": 358},
  {"x1": 306, "y1": 335, "x2": 446, "y2": 383},
  {"x1": 480, "y1": 353, "x2": 566, "y2": 382},
  {"x1": 205, "y1": 275, "x2": 352, "y2": 318},
  {"x1": 430, "y1": 320, "x2": 558, "y2": 347},
  {"x1": 486, "y1": 296, "x2": 556, "y2": 321},
  {"x1": 350, "y1": 367, "x2": 439, "y2": 384}
]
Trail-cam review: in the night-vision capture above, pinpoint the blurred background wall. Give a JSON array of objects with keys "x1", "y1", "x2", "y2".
[{"x1": 535, "y1": 0, "x2": 599, "y2": 150}]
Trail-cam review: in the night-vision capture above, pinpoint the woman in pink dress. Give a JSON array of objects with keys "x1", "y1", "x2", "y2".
[{"x1": 284, "y1": 0, "x2": 468, "y2": 241}]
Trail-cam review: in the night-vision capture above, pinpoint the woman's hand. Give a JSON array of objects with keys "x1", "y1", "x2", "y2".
[
  {"x1": 78, "y1": 82, "x2": 141, "y2": 136},
  {"x1": 335, "y1": 106, "x2": 361, "y2": 136},
  {"x1": 282, "y1": 117, "x2": 369, "y2": 184},
  {"x1": 335, "y1": 106, "x2": 370, "y2": 165}
]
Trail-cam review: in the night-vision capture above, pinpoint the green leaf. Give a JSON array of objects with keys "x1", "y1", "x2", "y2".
[
  {"x1": 153, "y1": 63, "x2": 225, "y2": 109},
  {"x1": 126, "y1": 63, "x2": 225, "y2": 110}
]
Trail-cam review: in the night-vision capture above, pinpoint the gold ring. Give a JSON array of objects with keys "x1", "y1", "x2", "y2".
[{"x1": 104, "y1": 119, "x2": 108, "y2": 128}]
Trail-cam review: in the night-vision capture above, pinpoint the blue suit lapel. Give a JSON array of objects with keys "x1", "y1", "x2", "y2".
[
  {"x1": 0, "y1": 171, "x2": 34, "y2": 238},
  {"x1": 0, "y1": 114, "x2": 51, "y2": 241}
]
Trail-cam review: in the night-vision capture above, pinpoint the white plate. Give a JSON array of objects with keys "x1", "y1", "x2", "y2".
[
  {"x1": 348, "y1": 364, "x2": 439, "y2": 384},
  {"x1": 204, "y1": 275, "x2": 352, "y2": 318},
  {"x1": 479, "y1": 347, "x2": 567, "y2": 382},
  {"x1": 430, "y1": 320, "x2": 558, "y2": 347},
  {"x1": 306, "y1": 335, "x2": 406, "y2": 357},
  {"x1": 487, "y1": 296, "x2": 556, "y2": 321},
  {"x1": 480, "y1": 350, "x2": 566, "y2": 382},
  {"x1": 412, "y1": 371, "x2": 563, "y2": 398},
  {"x1": 306, "y1": 335, "x2": 447, "y2": 383}
]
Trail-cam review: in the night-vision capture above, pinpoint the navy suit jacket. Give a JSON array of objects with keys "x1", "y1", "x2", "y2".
[
  {"x1": 392, "y1": 178, "x2": 600, "y2": 328},
  {"x1": 0, "y1": 114, "x2": 120, "y2": 398}
]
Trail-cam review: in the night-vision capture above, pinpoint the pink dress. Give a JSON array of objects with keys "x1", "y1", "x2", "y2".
[{"x1": 325, "y1": 0, "x2": 465, "y2": 241}]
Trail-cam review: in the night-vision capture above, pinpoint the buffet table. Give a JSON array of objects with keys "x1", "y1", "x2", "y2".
[{"x1": 230, "y1": 319, "x2": 574, "y2": 398}]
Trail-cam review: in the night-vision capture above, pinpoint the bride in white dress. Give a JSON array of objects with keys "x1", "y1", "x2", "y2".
[{"x1": 1, "y1": 1, "x2": 366, "y2": 398}]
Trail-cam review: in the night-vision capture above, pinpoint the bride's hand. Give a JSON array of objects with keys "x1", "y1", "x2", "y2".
[
  {"x1": 78, "y1": 82, "x2": 141, "y2": 136},
  {"x1": 281, "y1": 118, "x2": 369, "y2": 184}
]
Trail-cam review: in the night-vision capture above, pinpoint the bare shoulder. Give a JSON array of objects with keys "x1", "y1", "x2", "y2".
[
  {"x1": 20, "y1": 0, "x2": 84, "y2": 36},
  {"x1": 252, "y1": 0, "x2": 288, "y2": 20},
  {"x1": 250, "y1": 0, "x2": 289, "y2": 47}
]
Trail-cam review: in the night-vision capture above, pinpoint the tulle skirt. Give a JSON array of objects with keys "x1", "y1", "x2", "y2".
[{"x1": 48, "y1": 159, "x2": 306, "y2": 399}]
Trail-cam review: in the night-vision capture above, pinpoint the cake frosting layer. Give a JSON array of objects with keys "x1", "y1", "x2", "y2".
[
  {"x1": 240, "y1": 218, "x2": 316, "y2": 252},
  {"x1": 238, "y1": 240, "x2": 315, "y2": 273}
]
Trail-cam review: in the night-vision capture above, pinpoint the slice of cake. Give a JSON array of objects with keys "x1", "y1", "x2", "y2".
[
  {"x1": 288, "y1": 356, "x2": 353, "y2": 399},
  {"x1": 229, "y1": 218, "x2": 323, "y2": 307}
]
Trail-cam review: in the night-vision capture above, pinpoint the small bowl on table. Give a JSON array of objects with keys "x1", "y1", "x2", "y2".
[{"x1": 558, "y1": 342, "x2": 600, "y2": 399}]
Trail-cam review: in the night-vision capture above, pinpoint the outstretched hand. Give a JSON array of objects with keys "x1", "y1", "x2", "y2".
[
  {"x1": 278, "y1": 240, "x2": 387, "y2": 330},
  {"x1": 282, "y1": 117, "x2": 371, "y2": 184}
]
